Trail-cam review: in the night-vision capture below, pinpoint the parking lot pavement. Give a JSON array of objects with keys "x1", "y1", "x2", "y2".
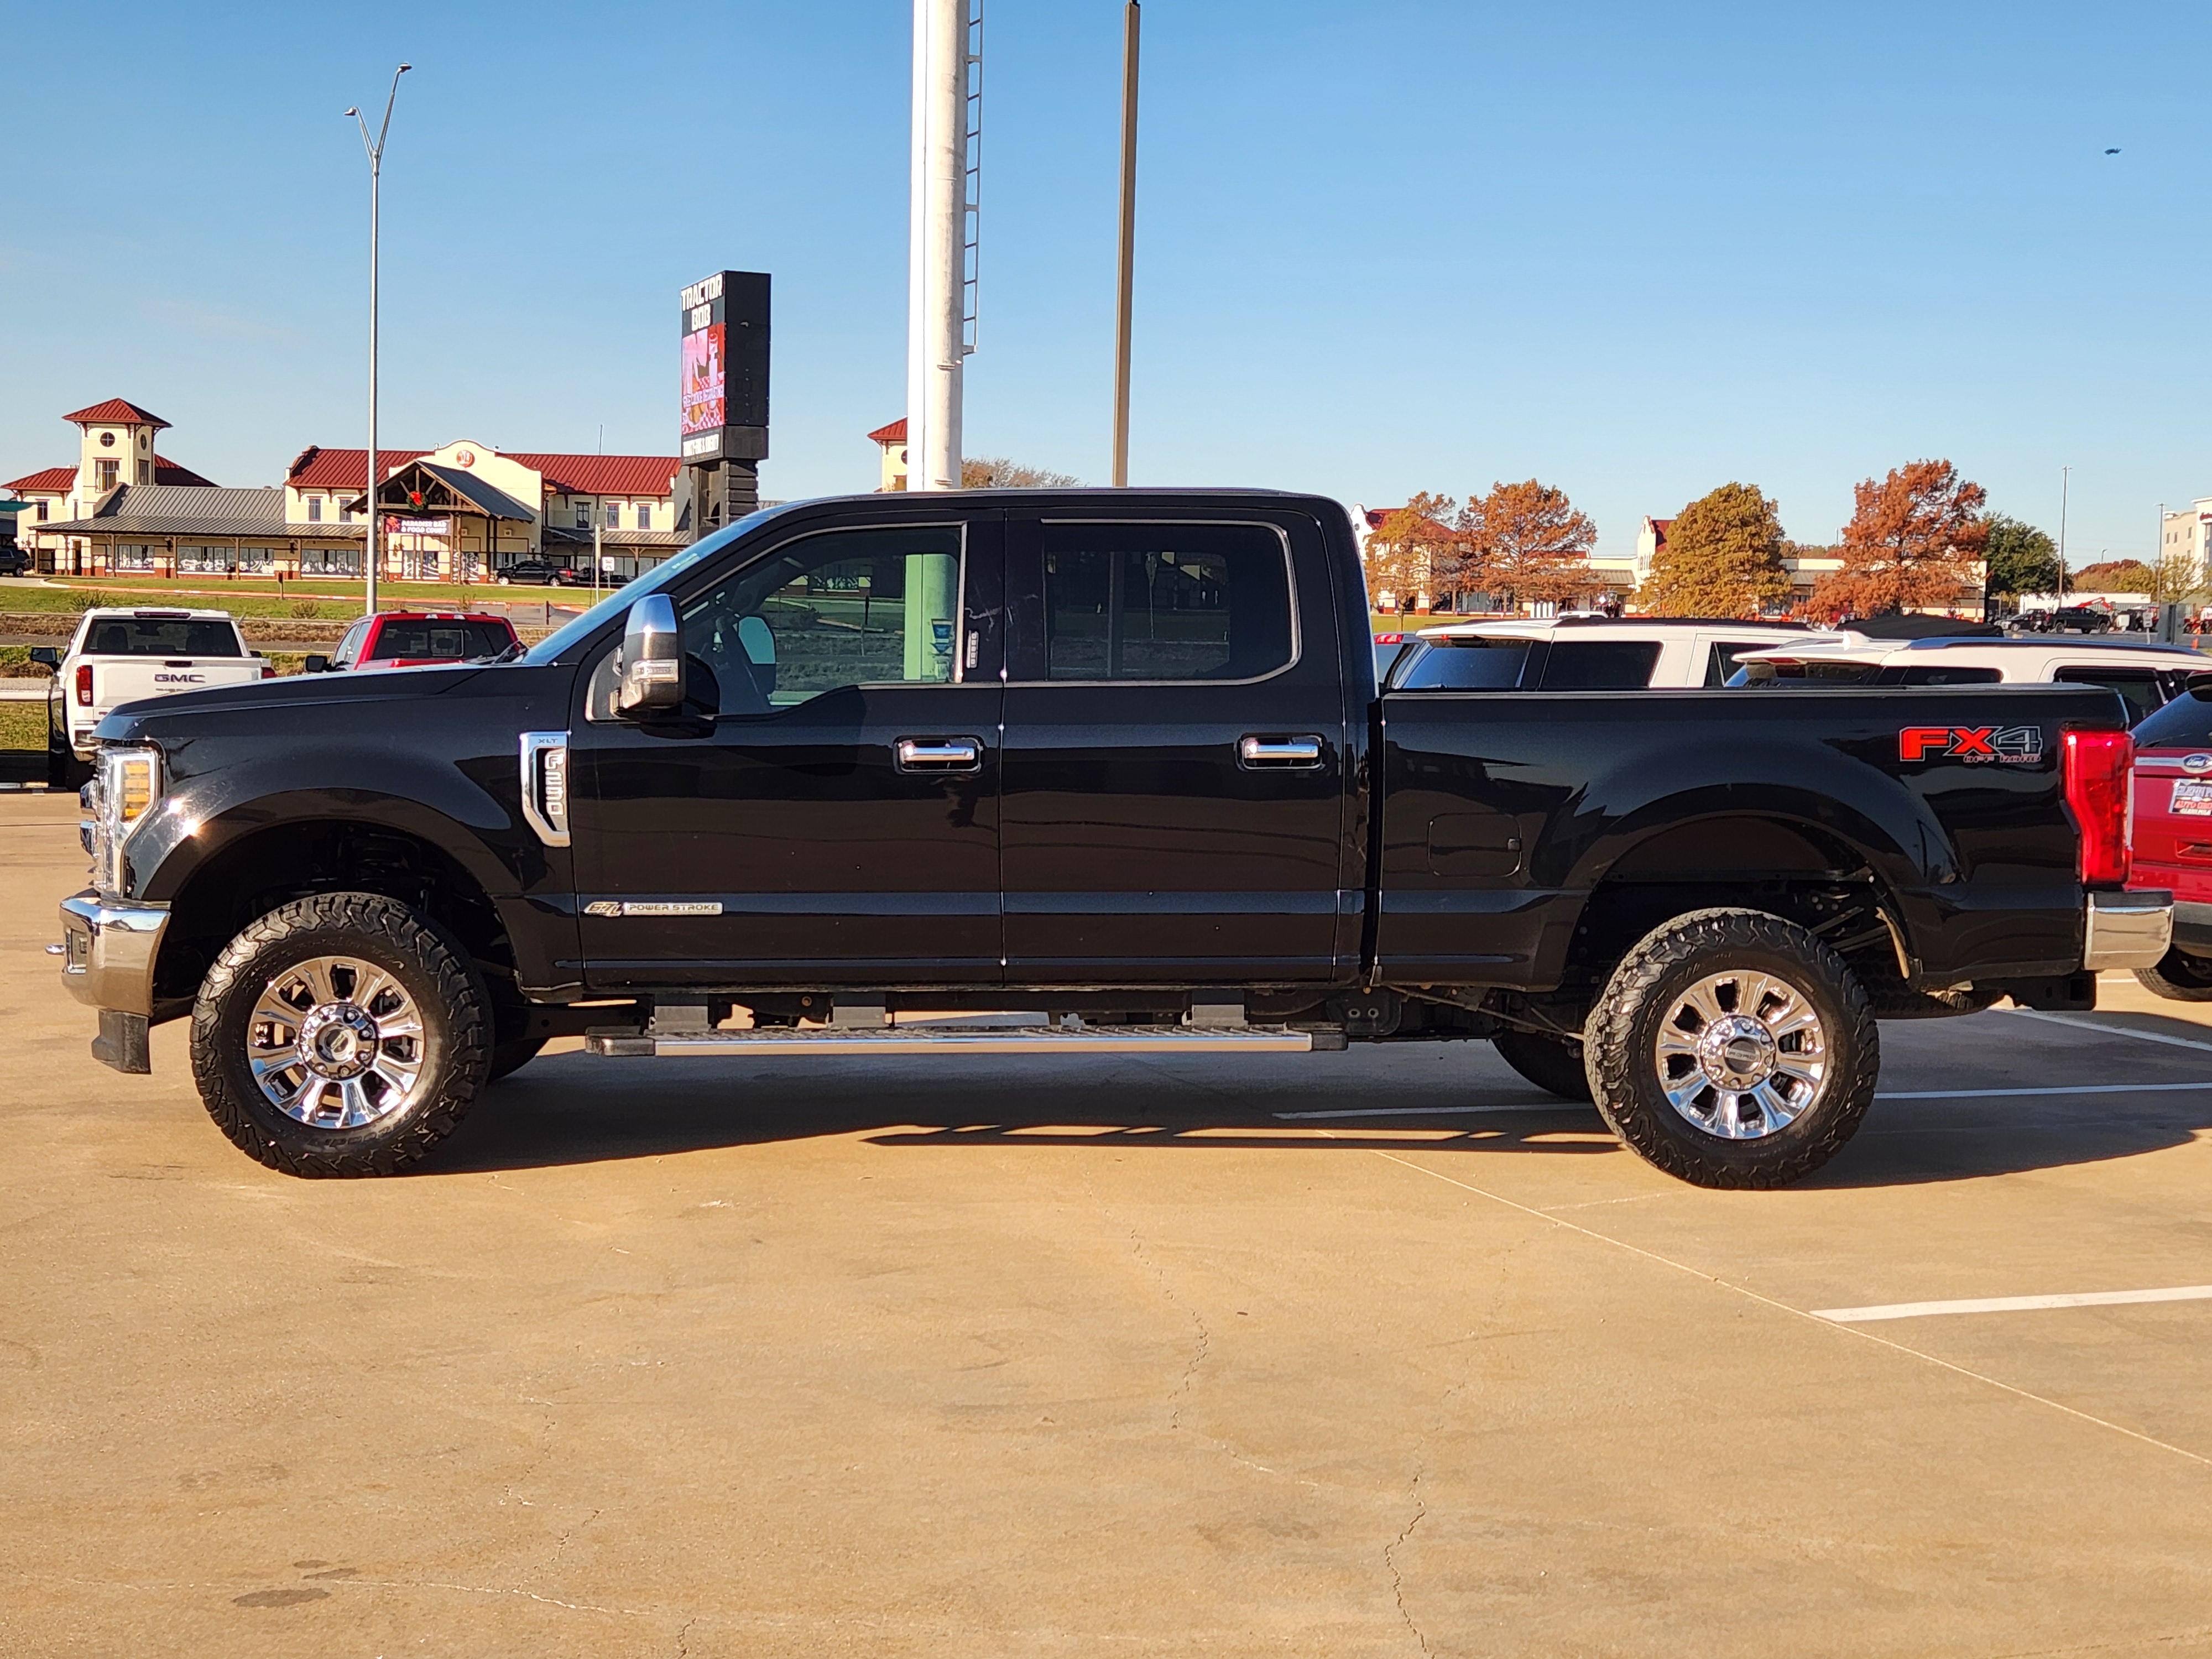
[{"x1": 7, "y1": 798, "x2": 2212, "y2": 1658}]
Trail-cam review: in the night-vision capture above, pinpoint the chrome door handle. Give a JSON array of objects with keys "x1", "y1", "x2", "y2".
[
  {"x1": 896, "y1": 736, "x2": 983, "y2": 771},
  {"x1": 1239, "y1": 734, "x2": 1325, "y2": 768}
]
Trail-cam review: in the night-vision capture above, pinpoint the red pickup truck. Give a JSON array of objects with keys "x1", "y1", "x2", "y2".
[
  {"x1": 2128, "y1": 684, "x2": 2212, "y2": 998},
  {"x1": 307, "y1": 611, "x2": 520, "y2": 674}
]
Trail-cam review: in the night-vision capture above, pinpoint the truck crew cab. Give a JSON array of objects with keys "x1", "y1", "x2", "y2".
[{"x1": 59, "y1": 491, "x2": 2172, "y2": 1188}]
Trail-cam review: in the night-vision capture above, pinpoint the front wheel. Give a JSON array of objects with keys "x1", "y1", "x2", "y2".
[
  {"x1": 2136, "y1": 948, "x2": 2212, "y2": 1003},
  {"x1": 1586, "y1": 908, "x2": 1879, "y2": 1189},
  {"x1": 190, "y1": 893, "x2": 489, "y2": 1176}
]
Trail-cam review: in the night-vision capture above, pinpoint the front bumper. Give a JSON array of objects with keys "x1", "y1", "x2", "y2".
[
  {"x1": 59, "y1": 889, "x2": 169, "y2": 1016},
  {"x1": 2082, "y1": 888, "x2": 2173, "y2": 972}
]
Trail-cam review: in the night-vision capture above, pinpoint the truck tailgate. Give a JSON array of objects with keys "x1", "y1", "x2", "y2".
[{"x1": 91, "y1": 659, "x2": 265, "y2": 718}]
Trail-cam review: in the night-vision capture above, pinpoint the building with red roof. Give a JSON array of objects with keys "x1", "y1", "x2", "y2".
[
  {"x1": 867, "y1": 418, "x2": 910, "y2": 491},
  {"x1": 6, "y1": 400, "x2": 223, "y2": 571}
]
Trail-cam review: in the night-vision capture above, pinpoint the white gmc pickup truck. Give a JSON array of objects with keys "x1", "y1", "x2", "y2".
[{"x1": 34, "y1": 608, "x2": 267, "y2": 787}]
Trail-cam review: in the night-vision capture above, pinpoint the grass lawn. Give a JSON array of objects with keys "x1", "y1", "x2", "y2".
[
  {"x1": 0, "y1": 576, "x2": 583, "y2": 619},
  {"x1": 0, "y1": 700, "x2": 50, "y2": 753}
]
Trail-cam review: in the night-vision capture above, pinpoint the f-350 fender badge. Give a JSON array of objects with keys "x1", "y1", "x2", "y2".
[
  {"x1": 583, "y1": 901, "x2": 724, "y2": 917},
  {"x1": 1898, "y1": 725, "x2": 2043, "y2": 764}
]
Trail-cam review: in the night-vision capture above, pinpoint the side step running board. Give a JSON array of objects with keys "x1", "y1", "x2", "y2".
[{"x1": 585, "y1": 1023, "x2": 1322, "y2": 1057}]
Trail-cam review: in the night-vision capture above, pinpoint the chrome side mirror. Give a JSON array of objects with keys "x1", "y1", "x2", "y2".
[{"x1": 617, "y1": 593, "x2": 685, "y2": 714}]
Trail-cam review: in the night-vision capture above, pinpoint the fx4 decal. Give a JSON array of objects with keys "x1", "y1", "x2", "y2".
[{"x1": 1898, "y1": 725, "x2": 2043, "y2": 765}]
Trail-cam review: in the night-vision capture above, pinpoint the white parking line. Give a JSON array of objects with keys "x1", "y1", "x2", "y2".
[
  {"x1": 2011, "y1": 1009, "x2": 2212, "y2": 1053},
  {"x1": 1814, "y1": 1286, "x2": 2212, "y2": 1323},
  {"x1": 1876, "y1": 1080, "x2": 2212, "y2": 1100},
  {"x1": 1274, "y1": 1104, "x2": 1587, "y2": 1120}
]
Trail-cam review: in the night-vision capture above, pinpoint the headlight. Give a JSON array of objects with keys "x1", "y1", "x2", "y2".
[{"x1": 97, "y1": 746, "x2": 163, "y2": 895}]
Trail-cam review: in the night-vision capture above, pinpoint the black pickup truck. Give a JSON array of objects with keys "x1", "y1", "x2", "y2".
[{"x1": 59, "y1": 489, "x2": 2171, "y2": 1187}]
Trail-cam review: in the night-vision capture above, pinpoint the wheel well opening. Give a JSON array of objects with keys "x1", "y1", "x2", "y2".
[
  {"x1": 1573, "y1": 817, "x2": 1903, "y2": 993},
  {"x1": 156, "y1": 821, "x2": 511, "y2": 1010}
]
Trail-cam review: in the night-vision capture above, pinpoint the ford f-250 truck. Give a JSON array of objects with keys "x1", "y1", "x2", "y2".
[{"x1": 58, "y1": 490, "x2": 2173, "y2": 1187}]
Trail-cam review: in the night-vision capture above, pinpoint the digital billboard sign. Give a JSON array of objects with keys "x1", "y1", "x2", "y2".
[{"x1": 679, "y1": 271, "x2": 769, "y2": 463}]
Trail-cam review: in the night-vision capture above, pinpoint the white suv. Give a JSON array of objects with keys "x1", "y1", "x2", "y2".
[
  {"x1": 1385, "y1": 618, "x2": 1853, "y2": 692},
  {"x1": 1730, "y1": 636, "x2": 2207, "y2": 723}
]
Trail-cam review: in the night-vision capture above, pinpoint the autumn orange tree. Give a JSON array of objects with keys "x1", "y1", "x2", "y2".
[
  {"x1": 1638, "y1": 482, "x2": 1791, "y2": 616},
  {"x1": 1811, "y1": 461, "x2": 1989, "y2": 617},
  {"x1": 1452, "y1": 479, "x2": 1594, "y2": 609},
  {"x1": 1367, "y1": 491, "x2": 1459, "y2": 607}
]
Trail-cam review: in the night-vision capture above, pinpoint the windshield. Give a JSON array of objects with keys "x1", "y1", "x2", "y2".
[{"x1": 520, "y1": 503, "x2": 798, "y2": 665}]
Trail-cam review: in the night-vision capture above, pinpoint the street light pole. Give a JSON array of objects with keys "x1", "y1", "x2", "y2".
[
  {"x1": 347, "y1": 64, "x2": 410, "y2": 619},
  {"x1": 2057, "y1": 465, "x2": 2070, "y2": 606},
  {"x1": 1110, "y1": 1, "x2": 1141, "y2": 488}
]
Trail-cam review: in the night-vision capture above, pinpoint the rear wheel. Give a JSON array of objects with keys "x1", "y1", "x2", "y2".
[
  {"x1": 2136, "y1": 948, "x2": 2212, "y2": 1003},
  {"x1": 190, "y1": 893, "x2": 488, "y2": 1176},
  {"x1": 1586, "y1": 908, "x2": 1879, "y2": 1189},
  {"x1": 1492, "y1": 1030, "x2": 1592, "y2": 1101}
]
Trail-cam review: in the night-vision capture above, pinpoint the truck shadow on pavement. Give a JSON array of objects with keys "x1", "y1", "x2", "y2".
[{"x1": 421, "y1": 1008, "x2": 2212, "y2": 1186}]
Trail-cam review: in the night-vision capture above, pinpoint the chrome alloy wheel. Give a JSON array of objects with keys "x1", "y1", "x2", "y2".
[
  {"x1": 1652, "y1": 969, "x2": 1828, "y2": 1140},
  {"x1": 245, "y1": 956, "x2": 427, "y2": 1129}
]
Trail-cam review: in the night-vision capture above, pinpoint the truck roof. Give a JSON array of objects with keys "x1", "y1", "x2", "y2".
[{"x1": 76, "y1": 607, "x2": 239, "y2": 622}]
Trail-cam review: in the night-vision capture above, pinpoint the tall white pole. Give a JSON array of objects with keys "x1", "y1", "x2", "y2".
[
  {"x1": 1112, "y1": 2, "x2": 1140, "y2": 488},
  {"x1": 349, "y1": 64, "x2": 409, "y2": 615},
  {"x1": 906, "y1": 0, "x2": 930, "y2": 488},
  {"x1": 910, "y1": 0, "x2": 965, "y2": 491}
]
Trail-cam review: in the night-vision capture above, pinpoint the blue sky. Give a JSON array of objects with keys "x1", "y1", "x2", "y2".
[{"x1": 2, "y1": 1, "x2": 2204, "y2": 562}]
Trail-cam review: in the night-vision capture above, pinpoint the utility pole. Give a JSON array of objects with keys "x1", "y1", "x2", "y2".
[
  {"x1": 347, "y1": 64, "x2": 410, "y2": 618},
  {"x1": 908, "y1": 0, "x2": 972, "y2": 491},
  {"x1": 2057, "y1": 465, "x2": 2070, "y2": 605},
  {"x1": 1111, "y1": 1, "x2": 1141, "y2": 488}
]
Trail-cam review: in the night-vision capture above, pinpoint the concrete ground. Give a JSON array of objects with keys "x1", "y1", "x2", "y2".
[{"x1": 5, "y1": 795, "x2": 2212, "y2": 1658}]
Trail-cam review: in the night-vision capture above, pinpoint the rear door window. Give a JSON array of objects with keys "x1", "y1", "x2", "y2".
[
  {"x1": 1538, "y1": 639, "x2": 1662, "y2": 690},
  {"x1": 1039, "y1": 522, "x2": 1293, "y2": 681},
  {"x1": 2057, "y1": 668, "x2": 2162, "y2": 725}
]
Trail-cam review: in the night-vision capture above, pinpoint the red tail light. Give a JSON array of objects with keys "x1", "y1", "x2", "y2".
[
  {"x1": 2063, "y1": 728, "x2": 2133, "y2": 887},
  {"x1": 74, "y1": 663, "x2": 93, "y2": 707}
]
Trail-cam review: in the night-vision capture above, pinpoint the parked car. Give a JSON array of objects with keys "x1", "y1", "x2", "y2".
[
  {"x1": 1391, "y1": 617, "x2": 1845, "y2": 690},
  {"x1": 306, "y1": 611, "x2": 521, "y2": 673},
  {"x1": 0, "y1": 546, "x2": 33, "y2": 577},
  {"x1": 60, "y1": 489, "x2": 2164, "y2": 1190},
  {"x1": 2124, "y1": 684, "x2": 2212, "y2": 999},
  {"x1": 1729, "y1": 636, "x2": 2206, "y2": 724},
  {"x1": 2012, "y1": 606, "x2": 2116, "y2": 634},
  {"x1": 495, "y1": 559, "x2": 580, "y2": 587},
  {"x1": 34, "y1": 608, "x2": 267, "y2": 789}
]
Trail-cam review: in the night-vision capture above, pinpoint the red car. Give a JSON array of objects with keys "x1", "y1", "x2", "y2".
[
  {"x1": 310, "y1": 611, "x2": 521, "y2": 673},
  {"x1": 2127, "y1": 686, "x2": 2212, "y2": 997}
]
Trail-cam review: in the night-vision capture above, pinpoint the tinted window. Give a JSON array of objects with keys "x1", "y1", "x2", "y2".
[
  {"x1": 2133, "y1": 693, "x2": 2212, "y2": 747},
  {"x1": 366, "y1": 620, "x2": 515, "y2": 661},
  {"x1": 1726, "y1": 659, "x2": 1877, "y2": 686},
  {"x1": 2057, "y1": 669, "x2": 2162, "y2": 725},
  {"x1": 1539, "y1": 639, "x2": 1661, "y2": 690},
  {"x1": 1392, "y1": 639, "x2": 1533, "y2": 691},
  {"x1": 634, "y1": 525, "x2": 963, "y2": 717},
  {"x1": 1042, "y1": 523, "x2": 1291, "y2": 681},
  {"x1": 1896, "y1": 665, "x2": 2002, "y2": 686},
  {"x1": 1705, "y1": 641, "x2": 1774, "y2": 687},
  {"x1": 82, "y1": 617, "x2": 244, "y2": 657}
]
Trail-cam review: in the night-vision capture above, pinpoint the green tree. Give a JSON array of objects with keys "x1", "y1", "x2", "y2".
[
  {"x1": 1981, "y1": 515, "x2": 2060, "y2": 601},
  {"x1": 1637, "y1": 482, "x2": 1791, "y2": 617}
]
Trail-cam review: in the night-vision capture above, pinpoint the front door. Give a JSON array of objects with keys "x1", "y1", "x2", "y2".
[
  {"x1": 997, "y1": 510, "x2": 1354, "y2": 985},
  {"x1": 570, "y1": 512, "x2": 1005, "y2": 992}
]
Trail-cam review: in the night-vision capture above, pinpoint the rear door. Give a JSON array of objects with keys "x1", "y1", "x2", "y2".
[
  {"x1": 997, "y1": 509, "x2": 1354, "y2": 984},
  {"x1": 569, "y1": 508, "x2": 1007, "y2": 990}
]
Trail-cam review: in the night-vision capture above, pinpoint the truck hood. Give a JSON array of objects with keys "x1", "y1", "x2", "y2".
[{"x1": 95, "y1": 661, "x2": 503, "y2": 744}]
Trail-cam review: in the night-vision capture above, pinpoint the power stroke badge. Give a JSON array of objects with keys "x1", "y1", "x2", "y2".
[
  {"x1": 1897, "y1": 725, "x2": 2043, "y2": 765},
  {"x1": 583, "y1": 901, "x2": 724, "y2": 917}
]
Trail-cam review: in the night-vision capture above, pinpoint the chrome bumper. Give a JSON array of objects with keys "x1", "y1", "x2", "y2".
[
  {"x1": 2083, "y1": 889, "x2": 2173, "y2": 973},
  {"x1": 58, "y1": 889, "x2": 169, "y2": 1017}
]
